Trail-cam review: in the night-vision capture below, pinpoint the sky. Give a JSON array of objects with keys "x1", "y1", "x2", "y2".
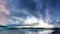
[
  {"x1": 56, "y1": 0, "x2": 60, "y2": 21},
  {"x1": 0, "y1": 0, "x2": 60, "y2": 27}
]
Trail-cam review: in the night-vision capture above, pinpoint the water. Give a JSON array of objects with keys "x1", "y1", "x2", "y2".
[{"x1": 0, "y1": 29, "x2": 55, "y2": 34}]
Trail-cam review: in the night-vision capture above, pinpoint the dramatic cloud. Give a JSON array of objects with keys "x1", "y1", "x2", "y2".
[{"x1": 0, "y1": 0, "x2": 60, "y2": 28}]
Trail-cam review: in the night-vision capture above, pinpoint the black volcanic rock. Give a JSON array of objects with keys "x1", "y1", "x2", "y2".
[{"x1": 51, "y1": 28, "x2": 60, "y2": 34}]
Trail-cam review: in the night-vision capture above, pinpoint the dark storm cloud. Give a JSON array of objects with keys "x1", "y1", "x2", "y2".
[
  {"x1": 8, "y1": 0, "x2": 57, "y2": 20},
  {"x1": 56, "y1": 0, "x2": 60, "y2": 21},
  {"x1": 7, "y1": 0, "x2": 57, "y2": 19},
  {"x1": 18, "y1": 0, "x2": 36, "y2": 10},
  {"x1": 7, "y1": 0, "x2": 42, "y2": 18},
  {"x1": 8, "y1": 0, "x2": 38, "y2": 18},
  {"x1": 42, "y1": 0, "x2": 56, "y2": 21}
]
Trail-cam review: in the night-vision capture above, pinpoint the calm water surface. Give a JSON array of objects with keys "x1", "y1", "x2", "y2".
[
  {"x1": 0, "y1": 28, "x2": 60, "y2": 34},
  {"x1": 0, "y1": 29, "x2": 55, "y2": 34}
]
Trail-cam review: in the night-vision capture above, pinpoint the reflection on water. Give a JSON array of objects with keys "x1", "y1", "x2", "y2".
[
  {"x1": 0, "y1": 28, "x2": 60, "y2": 34},
  {"x1": 0, "y1": 29, "x2": 55, "y2": 34}
]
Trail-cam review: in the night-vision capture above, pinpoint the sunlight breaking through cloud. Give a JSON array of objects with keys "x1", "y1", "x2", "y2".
[{"x1": 0, "y1": 0, "x2": 58, "y2": 28}]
